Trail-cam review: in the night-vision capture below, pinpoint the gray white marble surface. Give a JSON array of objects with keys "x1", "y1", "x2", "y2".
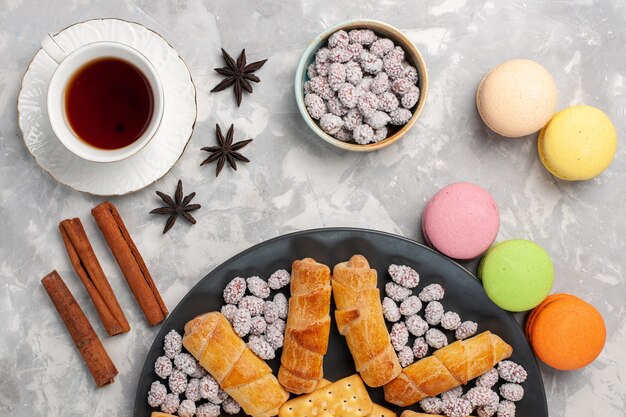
[{"x1": 1, "y1": 0, "x2": 624, "y2": 416}]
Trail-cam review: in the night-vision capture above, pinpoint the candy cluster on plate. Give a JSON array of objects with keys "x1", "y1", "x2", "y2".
[
  {"x1": 147, "y1": 269, "x2": 293, "y2": 416},
  {"x1": 382, "y1": 264, "x2": 478, "y2": 367},
  {"x1": 220, "y1": 270, "x2": 291, "y2": 359},
  {"x1": 304, "y1": 29, "x2": 420, "y2": 144},
  {"x1": 147, "y1": 330, "x2": 241, "y2": 417},
  {"x1": 418, "y1": 359, "x2": 527, "y2": 417},
  {"x1": 381, "y1": 264, "x2": 527, "y2": 417}
]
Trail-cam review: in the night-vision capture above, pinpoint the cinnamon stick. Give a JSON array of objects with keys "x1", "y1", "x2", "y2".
[
  {"x1": 59, "y1": 218, "x2": 130, "y2": 336},
  {"x1": 42, "y1": 270, "x2": 118, "y2": 387},
  {"x1": 92, "y1": 202, "x2": 168, "y2": 326}
]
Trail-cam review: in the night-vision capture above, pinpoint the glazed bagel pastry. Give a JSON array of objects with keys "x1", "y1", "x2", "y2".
[
  {"x1": 278, "y1": 258, "x2": 332, "y2": 394},
  {"x1": 332, "y1": 255, "x2": 402, "y2": 387},
  {"x1": 182, "y1": 312, "x2": 289, "y2": 417},
  {"x1": 384, "y1": 331, "x2": 512, "y2": 406}
]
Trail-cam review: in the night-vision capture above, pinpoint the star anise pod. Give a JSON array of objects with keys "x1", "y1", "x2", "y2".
[
  {"x1": 210, "y1": 48, "x2": 267, "y2": 107},
  {"x1": 150, "y1": 180, "x2": 201, "y2": 234},
  {"x1": 201, "y1": 124, "x2": 253, "y2": 177}
]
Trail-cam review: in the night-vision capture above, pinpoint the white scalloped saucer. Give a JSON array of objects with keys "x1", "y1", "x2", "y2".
[{"x1": 18, "y1": 18, "x2": 197, "y2": 196}]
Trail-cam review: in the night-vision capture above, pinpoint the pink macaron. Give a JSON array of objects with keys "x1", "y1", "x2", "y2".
[{"x1": 422, "y1": 182, "x2": 499, "y2": 260}]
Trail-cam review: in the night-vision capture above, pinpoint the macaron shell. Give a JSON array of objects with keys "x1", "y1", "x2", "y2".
[
  {"x1": 525, "y1": 293, "x2": 577, "y2": 340},
  {"x1": 529, "y1": 295, "x2": 606, "y2": 370},
  {"x1": 422, "y1": 182, "x2": 499, "y2": 260},
  {"x1": 477, "y1": 59, "x2": 557, "y2": 138},
  {"x1": 479, "y1": 239, "x2": 554, "y2": 312},
  {"x1": 538, "y1": 105, "x2": 617, "y2": 180}
]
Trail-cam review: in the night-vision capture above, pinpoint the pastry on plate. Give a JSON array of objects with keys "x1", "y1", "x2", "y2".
[
  {"x1": 182, "y1": 312, "x2": 289, "y2": 417},
  {"x1": 384, "y1": 331, "x2": 512, "y2": 406},
  {"x1": 279, "y1": 258, "x2": 332, "y2": 394},
  {"x1": 332, "y1": 254, "x2": 402, "y2": 387}
]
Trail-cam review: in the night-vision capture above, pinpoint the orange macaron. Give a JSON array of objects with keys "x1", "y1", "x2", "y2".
[{"x1": 526, "y1": 293, "x2": 605, "y2": 370}]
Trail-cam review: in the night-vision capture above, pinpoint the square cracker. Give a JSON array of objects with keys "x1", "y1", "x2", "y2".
[
  {"x1": 367, "y1": 404, "x2": 396, "y2": 417},
  {"x1": 305, "y1": 378, "x2": 396, "y2": 417},
  {"x1": 278, "y1": 374, "x2": 373, "y2": 417},
  {"x1": 400, "y1": 412, "x2": 474, "y2": 417}
]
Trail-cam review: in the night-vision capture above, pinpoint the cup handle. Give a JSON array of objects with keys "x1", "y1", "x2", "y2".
[{"x1": 41, "y1": 33, "x2": 68, "y2": 64}]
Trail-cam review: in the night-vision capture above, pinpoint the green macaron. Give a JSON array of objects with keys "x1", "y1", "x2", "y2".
[{"x1": 478, "y1": 239, "x2": 554, "y2": 312}]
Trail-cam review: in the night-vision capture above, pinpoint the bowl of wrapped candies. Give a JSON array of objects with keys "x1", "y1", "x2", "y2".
[{"x1": 296, "y1": 19, "x2": 428, "y2": 151}]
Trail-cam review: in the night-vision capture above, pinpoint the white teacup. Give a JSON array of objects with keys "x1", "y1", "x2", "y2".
[{"x1": 42, "y1": 35, "x2": 164, "y2": 163}]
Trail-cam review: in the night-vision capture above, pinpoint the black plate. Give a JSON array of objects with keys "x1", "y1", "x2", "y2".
[{"x1": 134, "y1": 228, "x2": 547, "y2": 417}]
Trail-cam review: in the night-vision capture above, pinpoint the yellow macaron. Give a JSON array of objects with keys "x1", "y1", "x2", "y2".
[{"x1": 538, "y1": 105, "x2": 617, "y2": 180}]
